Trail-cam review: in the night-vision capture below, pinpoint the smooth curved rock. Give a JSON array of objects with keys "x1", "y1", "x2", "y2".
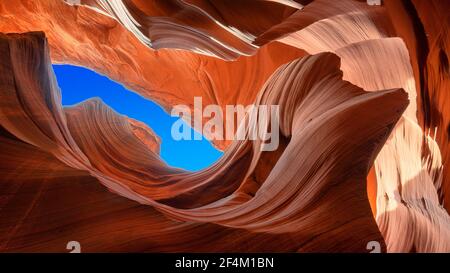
[
  {"x1": 0, "y1": 31, "x2": 407, "y2": 252},
  {"x1": 0, "y1": 0, "x2": 449, "y2": 252}
]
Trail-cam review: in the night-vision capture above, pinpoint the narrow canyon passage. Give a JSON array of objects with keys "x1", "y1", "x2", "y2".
[{"x1": 0, "y1": 0, "x2": 449, "y2": 253}]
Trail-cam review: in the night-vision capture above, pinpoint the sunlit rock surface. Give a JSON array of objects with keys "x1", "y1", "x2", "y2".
[{"x1": 0, "y1": 0, "x2": 449, "y2": 252}]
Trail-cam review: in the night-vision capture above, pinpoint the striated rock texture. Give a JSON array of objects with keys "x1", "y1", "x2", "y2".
[{"x1": 0, "y1": 0, "x2": 449, "y2": 252}]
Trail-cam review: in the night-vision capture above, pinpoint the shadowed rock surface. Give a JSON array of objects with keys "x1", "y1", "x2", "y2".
[{"x1": 0, "y1": 0, "x2": 449, "y2": 252}]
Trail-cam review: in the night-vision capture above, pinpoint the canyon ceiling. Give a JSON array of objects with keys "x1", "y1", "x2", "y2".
[{"x1": 0, "y1": 0, "x2": 449, "y2": 252}]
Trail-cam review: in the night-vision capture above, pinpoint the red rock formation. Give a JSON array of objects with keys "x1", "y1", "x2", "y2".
[
  {"x1": 0, "y1": 0, "x2": 306, "y2": 149},
  {"x1": 0, "y1": 0, "x2": 449, "y2": 252},
  {"x1": 0, "y1": 31, "x2": 403, "y2": 252},
  {"x1": 261, "y1": 0, "x2": 450, "y2": 252}
]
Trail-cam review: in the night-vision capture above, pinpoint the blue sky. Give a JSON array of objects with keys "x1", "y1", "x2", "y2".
[{"x1": 53, "y1": 64, "x2": 223, "y2": 171}]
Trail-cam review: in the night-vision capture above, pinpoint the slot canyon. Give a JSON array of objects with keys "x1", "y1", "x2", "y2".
[{"x1": 0, "y1": 0, "x2": 449, "y2": 252}]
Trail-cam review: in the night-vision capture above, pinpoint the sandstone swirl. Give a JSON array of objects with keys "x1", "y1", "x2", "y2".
[{"x1": 0, "y1": 0, "x2": 449, "y2": 252}]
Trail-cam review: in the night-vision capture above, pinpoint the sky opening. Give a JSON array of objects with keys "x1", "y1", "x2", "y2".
[{"x1": 53, "y1": 64, "x2": 223, "y2": 171}]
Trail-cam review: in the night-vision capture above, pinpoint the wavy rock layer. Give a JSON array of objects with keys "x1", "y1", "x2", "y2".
[
  {"x1": 0, "y1": 0, "x2": 449, "y2": 252},
  {"x1": 0, "y1": 32, "x2": 405, "y2": 252},
  {"x1": 65, "y1": 0, "x2": 303, "y2": 59},
  {"x1": 266, "y1": 0, "x2": 450, "y2": 252},
  {"x1": 0, "y1": 0, "x2": 306, "y2": 149}
]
